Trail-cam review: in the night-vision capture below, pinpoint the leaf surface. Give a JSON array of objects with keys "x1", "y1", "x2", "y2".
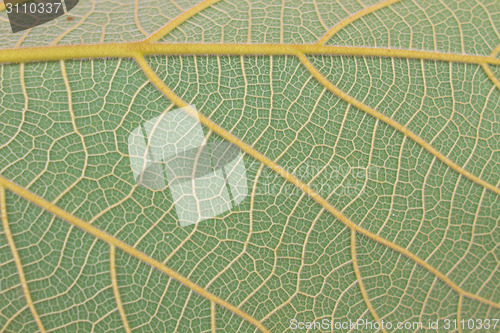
[{"x1": 0, "y1": 0, "x2": 499, "y2": 332}]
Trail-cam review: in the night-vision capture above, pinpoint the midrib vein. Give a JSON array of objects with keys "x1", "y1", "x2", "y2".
[{"x1": 0, "y1": 42, "x2": 499, "y2": 65}]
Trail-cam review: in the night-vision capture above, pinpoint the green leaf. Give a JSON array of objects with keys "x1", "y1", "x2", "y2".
[{"x1": 0, "y1": 0, "x2": 499, "y2": 332}]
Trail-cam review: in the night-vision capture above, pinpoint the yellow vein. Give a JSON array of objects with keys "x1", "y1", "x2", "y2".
[
  {"x1": 457, "y1": 295, "x2": 463, "y2": 333},
  {"x1": 491, "y1": 44, "x2": 500, "y2": 57},
  {"x1": 312, "y1": 0, "x2": 328, "y2": 31},
  {"x1": 110, "y1": 245, "x2": 131, "y2": 333},
  {"x1": 134, "y1": 54, "x2": 500, "y2": 310},
  {"x1": 351, "y1": 230, "x2": 387, "y2": 333},
  {"x1": 173, "y1": 291, "x2": 193, "y2": 332},
  {"x1": 0, "y1": 63, "x2": 26, "y2": 150},
  {"x1": 0, "y1": 305, "x2": 28, "y2": 333},
  {"x1": 261, "y1": 209, "x2": 348, "y2": 322},
  {"x1": 316, "y1": 0, "x2": 402, "y2": 45},
  {"x1": 59, "y1": 60, "x2": 88, "y2": 177},
  {"x1": 211, "y1": 301, "x2": 216, "y2": 333},
  {"x1": 144, "y1": 0, "x2": 222, "y2": 43},
  {"x1": 481, "y1": 64, "x2": 500, "y2": 90},
  {"x1": 204, "y1": 163, "x2": 259, "y2": 291},
  {"x1": 482, "y1": 44, "x2": 500, "y2": 90},
  {"x1": 134, "y1": 0, "x2": 148, "y2": 37},
  {"x1": 0, "y1": 175, "x2": 269, "y2": 333},
  {"x1": 0, "y1": 43, "x2": 499, "y2": 66},
  {"x1": 167, "y1": 0, "x2": 184, "y2": 12},
  {"x1": 298, "y1": 54, "x2": 500, "y2": 196},
  {"x1": 0, "y1": 186, "x2": 46, "y2": 333}
]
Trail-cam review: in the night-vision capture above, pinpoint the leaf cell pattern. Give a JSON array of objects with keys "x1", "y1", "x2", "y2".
[{"x1": 0, "y1": 0, "x2": 499, "y2": 332}]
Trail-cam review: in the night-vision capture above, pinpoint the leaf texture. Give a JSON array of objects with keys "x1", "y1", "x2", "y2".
[{"x1": 0, "y1": 0, "x2": 499, "y2": 332}]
